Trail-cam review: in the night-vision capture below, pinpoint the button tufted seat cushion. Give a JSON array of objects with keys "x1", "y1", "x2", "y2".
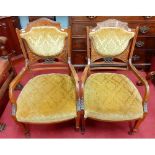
[
  {"x1": 84, "y1": 73, "x2": 143, "y2": 121},
  {"x1": 16, "y1": 74, "x2": 76, "y2": 123}
]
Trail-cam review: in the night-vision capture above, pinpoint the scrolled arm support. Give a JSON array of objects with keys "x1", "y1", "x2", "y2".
[
  {"x1": 9, "y1": 61, "x2": 29, "y2": 104},
  {"x1": 80, "y1": 65, "x2": 90, "y2": 110},
  {"x1": 68, "y1": 64, "x2": 80, "y2": 111},
  {"x1": 128, "y1": 59, "x2": 150, "y2": 114}
]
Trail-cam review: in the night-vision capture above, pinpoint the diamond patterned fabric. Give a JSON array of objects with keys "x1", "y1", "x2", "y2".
[
  {"x1": 20, "y1": 26, "x2": 68, "y2": 57},
  {"x1": 16, "y1": 74, "x2": 76, "y2": 123},
  {"x1": 84, "y1": 73, "x2": 143, "y2": 121},
  {"x1": 89, "y1": 27, "x2": 134, "y2": 56}
]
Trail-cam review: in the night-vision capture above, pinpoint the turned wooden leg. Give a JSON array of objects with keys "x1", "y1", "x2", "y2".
[
  {"x1": 128, "y1": 121, "x2": 133, "y2": 133},
  {"x1": 128, "y1": 119, "x2": 143, "y2": 135},
  {"x1": 81, "y1": 110, "x2": 85, "y2": 134},
  {"x1": 75, "y1": 112, "x2": 80, "y2": 131},
  {"x1": 21, "y1": 123, "x2": 31, "y2": 138},
  {"x1": 81, "y1": 118, "x2": 85, "y2": 134}
]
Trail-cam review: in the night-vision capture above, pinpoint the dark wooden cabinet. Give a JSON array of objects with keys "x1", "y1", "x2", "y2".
[
  {"x1": 69, "y1": 16, "x2": 155, "y2": 70},
  {"x1": 0, "y1": 57, "x2": 14, "y2": 116},
  {"x1": 0, "y1": 16, "x2": 21, "y2": 56},
  {"x1": 29, "y1": 16, "x2": 56, "y2": 22}
]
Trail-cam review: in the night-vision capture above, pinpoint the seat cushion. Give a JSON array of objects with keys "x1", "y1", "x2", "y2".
[
  {"x1": 16, "y1": 74, "x2": 76, "y2": 123},
  {"x1": 84, "y1": 73, "x2": 143, "y2": 121}
]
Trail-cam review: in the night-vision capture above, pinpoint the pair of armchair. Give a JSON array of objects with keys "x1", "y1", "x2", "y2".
[{"x1": 9, "y1": 18, "x2": 149, "y2": 136}]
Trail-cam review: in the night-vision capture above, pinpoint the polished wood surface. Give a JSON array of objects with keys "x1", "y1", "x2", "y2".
[
  {"x1": 0, "y1": 36, "x2": 8, "y2": 56},
  {"x1": 29, "y1": 16, "x2": 55, "y2": 22},
  {"x1": 0, "y1": 16, "x2": 21, "y2": 56},
  {"x1": 0, "y1": 37, "x2": 14, "y2": 116},
  {"x1": 80, "y1": 21, "x2": 150, "y2": 134},
  {"x1": 9, "y1": 18, "x2": 80, "y2": 136},
  {"x1": 69, "y1": 16, "x2": 155, "y2": 70}
]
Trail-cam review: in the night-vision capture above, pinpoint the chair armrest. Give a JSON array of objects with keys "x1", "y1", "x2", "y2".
[
  {"x1": 9, "y1": 64, "x2": 29, "y2": 104},
  {"x1": 129, "y1": 59, "x2": 150, "y2": 113},
  {"x1": 81, "y1": 65, "x2": 90, "y2": 94},
  {"x1": 68, "y1": 64, "x2": 80, "y2": 111},
  {"x1": 80, "y1": 65, "x2": 90, "y2": 110}
]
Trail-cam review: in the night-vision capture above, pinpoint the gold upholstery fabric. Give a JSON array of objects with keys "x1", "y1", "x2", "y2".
[
  {"x1": 89, "y1": 27, "x2": 134, "y2": 56},
  {"x1": 21, "y1": 26, "x2": 68, "y2": 57},
  {"x1": 84, "y1": 73, "x2": 143, "y2": 121},
  {"x1": 16, "y1": 74, "x2": 76, "y2": 123}
]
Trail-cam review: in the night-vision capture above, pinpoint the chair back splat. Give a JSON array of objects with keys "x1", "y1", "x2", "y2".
[
  {"x1": 86, "y1": 19, "x2": 139, "y2": 71},
  {"x1": 16, "y1": 18, "x2": 72, "y2": 71}
]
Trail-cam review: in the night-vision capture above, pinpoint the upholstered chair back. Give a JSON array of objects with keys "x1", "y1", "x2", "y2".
[
  {"x1": 89, "y1": 27, "x2": 134, "y2": 57},
  {"x1": 20, "y1": 26, "x2": 68, "y2": 57},
  {"x1": 16, "y1": 18, "x2": 71, "y2": 64},
  {"x1": 87, "y1": 19, "x2": 139, "y2": 65}
]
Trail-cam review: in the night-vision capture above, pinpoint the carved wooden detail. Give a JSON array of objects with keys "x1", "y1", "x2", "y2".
[{"x1": 94, "y1": 19, "x2": 130, "y2": 31}]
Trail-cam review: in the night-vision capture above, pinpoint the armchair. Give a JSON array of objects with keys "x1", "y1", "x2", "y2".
[
  {"x1": 9, "y1": 18, "x2": 80, "y2": 136},
  {"x1": 81, "y1": 19, "x2": 149, "y2": 134}
]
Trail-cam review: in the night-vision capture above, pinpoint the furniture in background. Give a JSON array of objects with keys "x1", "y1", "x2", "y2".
[
  {"x1": 146, "y1": 57, "x2": 155, "y2": 85},
  {"x1": 9, "y1": 18, "x2": 80, "y2": 137},
  {"x1": 0, "y1": 36, "x2": 14, "y2": 131},
  {"x1": 0, "y1": 16, "x2": 21, "y2": 56},
  {"x1": 29, "y1": 16, "x2": 56, "y2": 22},
  {"x1": 80, "y1": 19, "x2": 149, "y2": 134},
  {"x1": 69, "y1": 16, "x2": 155, "y2": 71}
]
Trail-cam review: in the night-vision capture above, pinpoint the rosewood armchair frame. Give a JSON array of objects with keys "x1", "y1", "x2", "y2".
[
  {"x1": 81, "y1": 20, "x2": 150, "y2": 134},
  {"x1": 9, "y1": 18, "x2": 80, "y2": 136}
]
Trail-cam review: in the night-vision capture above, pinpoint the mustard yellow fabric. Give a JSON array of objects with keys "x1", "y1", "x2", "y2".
[
  {"x1": 20, "y1": 26, "x2": 68, "y2": 57},
  {"x1": 84, "y1": 73, "x2": 143, "y2": 121},
  {"x1": 89, "y1": 27, "x2": 134, "y2": 56},
  {"x1": 16, "y1": 74, "x2": 76, "y2": 123}
]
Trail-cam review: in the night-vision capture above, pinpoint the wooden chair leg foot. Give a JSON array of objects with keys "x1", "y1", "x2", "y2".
[
  {"x1": 81, "y1": 120, "x2": 85, "y2": 135},
  {"x1": 128, "y1": 119, "x2": 143, "y2": 135},
  {"x1": 21, "y1": 123, "x2": 31, "y2": 138},
  {"x1": 128, "y1": 121, "x2": 133, "y2": 131},
  {"x1": 128, "y1": 129, "x2": 138, "y2": 135},
  {"x1": 81, "y1": 128, "x2": 85, "y2": 135},
  {"x1": 80, "y1": 111, "x2": 85, "y2": 135},
  {"x1": 75, "y1": 117, "x2": 80, "y2": 132},
  {"x1": 24, "y1": 130, "x2": 31, "y2": 138},
  {"x1": 75, "y1": 127, "x2": 80, "y2": 132}
]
